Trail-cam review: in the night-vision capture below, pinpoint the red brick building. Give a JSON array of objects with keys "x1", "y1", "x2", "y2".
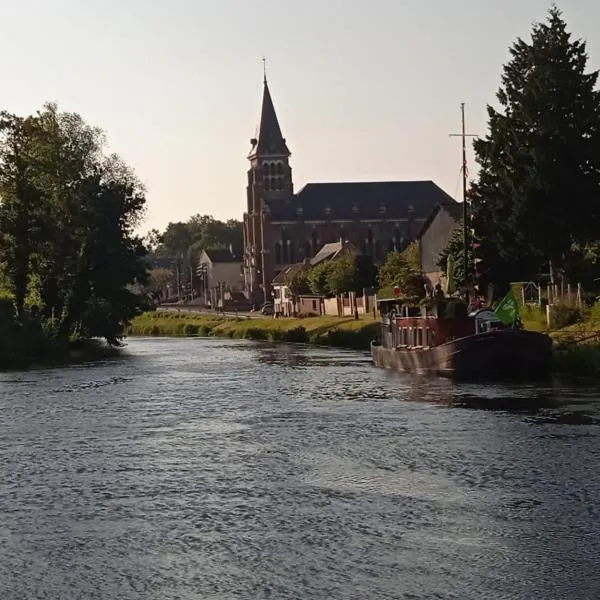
[{"x1": 243, "y1": 76, "x2": 458, "y2": 303}]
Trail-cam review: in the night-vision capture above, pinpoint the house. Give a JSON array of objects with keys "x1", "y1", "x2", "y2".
[
  {"x1": 271, "y1": 241, "x2": 358, "y2": 316},
  {"x1": 196, "y1": 247, "x2": 244, "y2": 307},
  {"x1": 310, "y1": 240, "x2": 357, "y2": 266},
  {"x1": 417, "y1": 202, "x2": 462, "y2": 288},
  {"x1": 242, "y1": 76, "x2": 460, "y2": 304},
  {"x1": 271, "y1": 263, "x2": 306, "y2": 316}
]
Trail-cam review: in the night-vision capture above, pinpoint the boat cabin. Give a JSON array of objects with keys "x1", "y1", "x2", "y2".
[{"x1": 377, "y1": 299, "x2": 505, "y2": 350}]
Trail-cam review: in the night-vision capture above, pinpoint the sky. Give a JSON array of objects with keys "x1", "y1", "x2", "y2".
[{"x1": 2, "y1": 0, "x2": 600, "y2": 233}]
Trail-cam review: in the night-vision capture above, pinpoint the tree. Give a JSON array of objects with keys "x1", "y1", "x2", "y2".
[
  {"x1": 327, "y1": 255, "x2": 356, "y2": 295},
  {"x1": 286, "y1": 267, "x2": 310, "y2": 297},
  {"x1": 470, "y1": 7, "x2": 600, "y2": 285},
  {"x1": 0, "y1": 103, "x2": 148, "y2": 346},
  {"x1": 308, "y1": 261, "x2": 335, "y2": 296},
  {"x1": 378, "y1": 250, "x2": 425, "y2": 302}
]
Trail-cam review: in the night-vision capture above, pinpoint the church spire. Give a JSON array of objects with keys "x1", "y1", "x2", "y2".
[{"x1": 249, "y1": 71, "x2": 290, "y2": 159}]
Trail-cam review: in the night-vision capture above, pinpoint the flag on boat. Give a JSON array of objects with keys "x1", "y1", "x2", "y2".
[{"x1": 494, "y1": 288, "x2": 519, "y2": 325}]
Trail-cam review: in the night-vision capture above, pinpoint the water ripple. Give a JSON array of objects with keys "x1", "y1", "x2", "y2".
[{"x1": 0, "y1": 338, "x2": 599, "y2": 599}]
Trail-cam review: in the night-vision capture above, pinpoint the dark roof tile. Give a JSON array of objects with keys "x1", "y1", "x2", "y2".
[{"x1": 266, "y1": 180, "x2": 457, "y2": 221}]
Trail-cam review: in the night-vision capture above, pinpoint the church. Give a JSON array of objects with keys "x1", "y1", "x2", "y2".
[{"x1": 242, "y1": 76, "x2": 458, "y2": 303}]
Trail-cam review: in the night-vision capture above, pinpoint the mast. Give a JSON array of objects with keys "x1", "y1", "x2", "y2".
[
  {"x1": 450, "y1": 103, "x2": 476, "y2": 298},
  {"x1": 460, "y1": 103, "x2": 468, "y2": 292}
]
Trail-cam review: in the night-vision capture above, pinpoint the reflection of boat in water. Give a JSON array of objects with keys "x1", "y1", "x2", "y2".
[{"x1": 371, "y1": 298, "x2": 552, "y2": 381}]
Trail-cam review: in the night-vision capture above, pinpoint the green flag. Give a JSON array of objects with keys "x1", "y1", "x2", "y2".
[{"x1": 494, "y1": 288, "x2": 519, "y2": 325}]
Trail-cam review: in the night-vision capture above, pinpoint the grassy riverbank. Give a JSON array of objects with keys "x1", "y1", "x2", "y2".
[{"x1": 126, "y1": 311, "x2": 378, "y2": 351}]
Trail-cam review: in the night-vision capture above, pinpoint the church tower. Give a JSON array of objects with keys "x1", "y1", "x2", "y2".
[{"x1": 243, "y1": 72, "x2": 293, "y2": 303}]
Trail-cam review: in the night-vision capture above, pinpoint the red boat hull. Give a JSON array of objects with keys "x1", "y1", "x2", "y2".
[{"x1": 370, "y1": 329, "x2": 552, "y2": 381}]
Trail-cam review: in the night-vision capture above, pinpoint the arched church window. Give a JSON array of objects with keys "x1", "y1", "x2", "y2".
[
  {"x1": 289, "y1": 241, "x2": 295, "y2": 263},
  {"x1": 305, "y1": 241, "x2": 311, "y2": 258},
  {"x1": 282, "y1": 231, "x2": 289, "y2": 263},
  {"x1": 269, "y1": 162, "x2": 276, "y2": 176},
  {"x1": 262, "y1": 163, "x2": 269, "y2": 175},
  {"x1": 264, "y1": 178, "x2": 271, "y2": 191},
  {"x1": 276, "y1": 162, "x2": 283, "y2": 175},
  {"x1": 275, "y1": 242, "x2": 282, "y2": 264},
  {"x1": 311, "y1": 230, "x2": 318, "y2": 254}
]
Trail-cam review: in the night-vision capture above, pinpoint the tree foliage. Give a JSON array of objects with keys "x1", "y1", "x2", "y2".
[
  {"x1": 145, "y1": 214, "x2": 243, "y2": 298},
  {"x1": 378, "y1": 250, "x2": 425, "y2": 302},
  {"x1": 285, "y1": 267, "x2": 311, "y2": 298},
  {"x1": 0, "y1": 103, "x2": 148, "y2": 348},
  {"x1": 304, "y1": 254, "x2": 377, "y2": 297},
  {"x1": 470, "y1": 7, "x2": 600, "y2": 286}
]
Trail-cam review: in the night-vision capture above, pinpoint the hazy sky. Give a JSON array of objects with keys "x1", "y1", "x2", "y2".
[{"x1": 2, "y1": 0, "x2": 599, "y2": 232}]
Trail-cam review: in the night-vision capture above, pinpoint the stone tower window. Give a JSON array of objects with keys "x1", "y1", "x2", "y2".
[{"x1": 276, "y1": 162, "x2": 283, "y2": 175}]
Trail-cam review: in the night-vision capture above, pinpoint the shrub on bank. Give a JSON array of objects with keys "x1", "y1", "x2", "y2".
[{"x1": 127, "y1": 311, "x2": 378, "y2": 351}]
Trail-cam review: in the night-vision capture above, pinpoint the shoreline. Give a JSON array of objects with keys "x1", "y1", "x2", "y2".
[
  {"x1": 125, "y1": 310, "x2": 378, "y2": 351},
  {"x1": 126, "y1": 310, "x2": 600, "y2": 380}
]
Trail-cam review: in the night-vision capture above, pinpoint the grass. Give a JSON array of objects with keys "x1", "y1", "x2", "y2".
[{"x1": 126, "y1": 310, "x2": 379, "y2": 351}]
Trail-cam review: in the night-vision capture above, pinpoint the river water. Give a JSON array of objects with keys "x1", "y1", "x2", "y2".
[{"x1": 1, "y1": 337, "x2": 599, "y2": 599}]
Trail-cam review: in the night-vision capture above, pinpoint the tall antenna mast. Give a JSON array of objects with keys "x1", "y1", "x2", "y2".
[{"x1": 449, "y1": 103, "x2": 477, "y2": 297}]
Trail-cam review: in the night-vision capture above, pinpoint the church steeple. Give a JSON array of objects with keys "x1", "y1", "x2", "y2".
[{"x1": 248, "y1": 78, "x2": 290, "y2": 159}]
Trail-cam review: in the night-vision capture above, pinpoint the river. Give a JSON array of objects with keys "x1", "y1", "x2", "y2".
[{"x1": 1, "y1": 337, "x2": 599, "y2": 599}]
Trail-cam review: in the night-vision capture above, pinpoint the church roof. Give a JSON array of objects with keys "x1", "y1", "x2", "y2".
[
  {"x1": 266, "y1": 180, "x2": 457, "y2": 222},
  {"x1": 248, "y1": 80, "x2": 290, "y2": 158}
]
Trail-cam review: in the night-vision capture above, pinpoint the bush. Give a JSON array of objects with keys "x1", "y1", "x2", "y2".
[
  {"x1": 183, "y1": 323, "x2": 199, "y2": 336},
  {"x1": 553, "y1": 344, "x2": 600, "y2": 377},
  {"x1": 552, "y1": 302, "x2": 585, "y2": 329}
]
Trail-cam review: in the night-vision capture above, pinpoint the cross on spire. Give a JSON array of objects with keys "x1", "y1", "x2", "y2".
[{"x1": 262, "y1": 57, "x2": 267, "y2": 83}]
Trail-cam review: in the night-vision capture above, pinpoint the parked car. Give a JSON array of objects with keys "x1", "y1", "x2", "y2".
[{"x1": 261, "y1": 302, "x2": 274, "y2": 315}]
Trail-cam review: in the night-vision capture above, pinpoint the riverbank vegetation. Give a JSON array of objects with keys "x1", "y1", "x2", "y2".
[
  {"x1": 0, "y1": 104, "x2": 148, "y2": 368},
  {"x1": 127, "y1": 311, "x2": 378, "y2": 351}
]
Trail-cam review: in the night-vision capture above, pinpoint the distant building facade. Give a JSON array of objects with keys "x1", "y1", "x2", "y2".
[
  {"x1": 197, "y1": 247, "x2": 243, "y2": 306},
  {"x1": 417, "y1": 203, "x2": 461, "y2": 288},
  {"x1": 242, "y1": 77, "x2": 459, "y2": 302}
]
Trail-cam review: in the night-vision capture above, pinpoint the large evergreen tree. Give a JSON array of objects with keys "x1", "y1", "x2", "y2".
[{"x1": 470, "y1": 7, "x2": 600, "y2": 286}]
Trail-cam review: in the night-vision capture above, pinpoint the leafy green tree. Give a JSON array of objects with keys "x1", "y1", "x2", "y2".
[
  {"x1": 378, "y1": 250, "x2": 425, "y2": 302},
  {"x1": 308, "y1": 261, "x2": 335, "y2": 296},
  {"x1": 0, "y1": 113, "x2": 43, "y2": 317},
  {"x1": 471, "y1": 7, "x2": 600, "y2": 285},
  {"x1": 0, "y1": 103, "x2": 148, "y2": 346},
  {"x1": 286, "y1": 267, "x2": 310, "y2": 297},
  {"x1": 327, "y1": 255, "x2": 356, "y2": 295}
]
